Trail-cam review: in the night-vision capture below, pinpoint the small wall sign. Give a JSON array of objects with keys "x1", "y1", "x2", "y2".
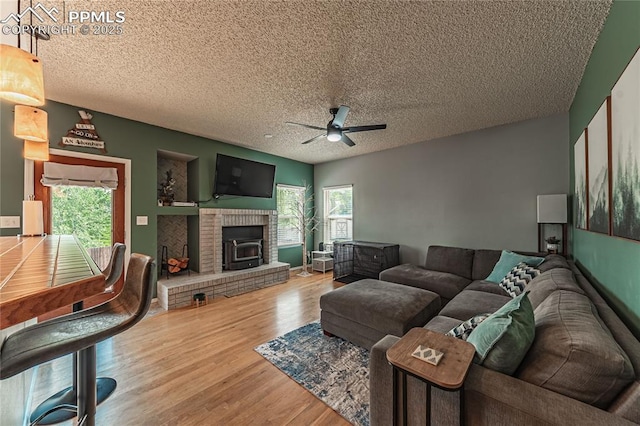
[{"x1": 59, "y1": 110, "x2": 107, "y2": 153}]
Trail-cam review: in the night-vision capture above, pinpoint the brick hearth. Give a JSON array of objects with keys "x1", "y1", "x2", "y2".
[{"x1": 157, "y1": 262, "x2": 290, "y2": 310}]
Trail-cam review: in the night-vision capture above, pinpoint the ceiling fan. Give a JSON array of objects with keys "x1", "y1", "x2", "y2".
[{"x1": 285, "y1": 105, "x2": 387, "y2": 147}]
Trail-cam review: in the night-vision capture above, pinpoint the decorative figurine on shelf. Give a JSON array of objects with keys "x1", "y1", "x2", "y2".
[
  {"x1": 159, "y1": 170, "x2": 176, "y2": 206},
  {"x1": 545, "y1": 236, "x2": 561, "y2": 254}
]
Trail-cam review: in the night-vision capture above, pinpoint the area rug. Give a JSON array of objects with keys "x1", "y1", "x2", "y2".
[{"x1": 255, "y1": 322, "x2": 370, "y2": 426}]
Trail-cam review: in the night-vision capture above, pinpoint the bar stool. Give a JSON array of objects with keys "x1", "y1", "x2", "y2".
[
  {"x1": 29, "y1": 243, "x2": 127, "y2": 425},
  {"x1": 0, "y1": 253, "x2": 154, "y2": 426}
]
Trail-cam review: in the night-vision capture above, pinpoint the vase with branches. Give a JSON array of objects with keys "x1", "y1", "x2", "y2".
[{"x1": 287, "y1": 182, "x2": 320, "y2": 277}]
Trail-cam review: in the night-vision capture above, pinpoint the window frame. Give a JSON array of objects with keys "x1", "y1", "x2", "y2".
[
  {"x1": 276, "y1": 184, "x2": 305, "y2": 247},
  {"x1": 323, "y1": 184, "x2": 353, "y2": 243}
]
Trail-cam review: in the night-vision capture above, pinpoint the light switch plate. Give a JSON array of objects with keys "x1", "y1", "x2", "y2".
[
  {"x1": 0, "y1": 216, "x2": 21, "y2": 228},
  {"x1": 136, "y1": 216, "x2": 148, "y2": 226}
]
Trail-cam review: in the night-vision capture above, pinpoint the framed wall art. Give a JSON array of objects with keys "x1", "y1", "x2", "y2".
[
  {"x1": 587, "y1": 98, "x2": 610, "y2": 234},
  {"x1": 611, "y1": 48, "x2": 640, "y2": 242},
  {"x1": 574, "y1": 130, "x2": 588, "y2": 230}
]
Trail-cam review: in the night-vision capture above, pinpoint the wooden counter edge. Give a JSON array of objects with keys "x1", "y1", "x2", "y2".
[{"x1": 0, "y1": 274, "x2": 107, "y2": 329}]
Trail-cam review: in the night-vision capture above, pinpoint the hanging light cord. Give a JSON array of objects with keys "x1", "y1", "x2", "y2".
[
  {"x1": 16, "y1": 0, "x2": 21, "y2": 49},
  {"x1": 30, "y1": 0, "x2": 33, "y2": 54}
]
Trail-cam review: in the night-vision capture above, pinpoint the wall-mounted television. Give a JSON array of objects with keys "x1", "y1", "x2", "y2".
[{"x1": 213, "y1": 154, "x2": 276, "y2": 198}]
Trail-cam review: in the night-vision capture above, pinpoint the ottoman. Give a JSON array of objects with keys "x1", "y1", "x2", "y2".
[{"x1": 320, "y1": 279, "x2": 441, "y2": 350}]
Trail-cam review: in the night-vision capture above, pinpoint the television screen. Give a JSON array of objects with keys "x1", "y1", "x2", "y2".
[{"x1": 213, "y1": 154, "x2": 276, "y2": 198}]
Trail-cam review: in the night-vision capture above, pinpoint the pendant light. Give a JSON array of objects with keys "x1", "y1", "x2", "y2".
[
  {"x1": 0, "y1": 43, "x2": 45, "y2": 106},
  {"x1": 14, "y1": 105, "x2": 48, "y2": 141},
  {"x1": 23, "y1": 140, "x2": 49, "y2": 161}
]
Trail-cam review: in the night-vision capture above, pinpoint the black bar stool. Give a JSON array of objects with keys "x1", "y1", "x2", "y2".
[
  {"x1": 29, "y1": 243, "x2": 126, "y2": 425},
  {"x1": 0, "y1": 253, "x2": 155, "y2": 426}
]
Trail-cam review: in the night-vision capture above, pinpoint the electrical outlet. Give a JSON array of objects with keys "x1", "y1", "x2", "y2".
[{"x1": 0, "y1": 216, "x2": 21, "y2": 228}]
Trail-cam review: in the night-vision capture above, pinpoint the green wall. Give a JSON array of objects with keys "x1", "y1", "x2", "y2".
[
  {"x1": 0, "y1": 99, "x2": 313, "y2": 275},
  {"x1": 569, "y1": 0, "x2": 640, "y2": 336}
]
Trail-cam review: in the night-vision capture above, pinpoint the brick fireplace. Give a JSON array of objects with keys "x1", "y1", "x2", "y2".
[
  {"x1": 157, "y1": 208, "x2": 289, "y2": 310},
  {"x1": 199, "y1": 208, "x2": 278, "y2": 273}
]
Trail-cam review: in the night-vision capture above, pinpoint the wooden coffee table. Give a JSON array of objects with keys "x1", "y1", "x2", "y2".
[{"x1": 386, "y1": 328, "x2": 476, "y2": 426}]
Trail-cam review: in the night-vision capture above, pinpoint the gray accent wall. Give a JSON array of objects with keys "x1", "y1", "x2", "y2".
[{"x1": 314, "y1": 114, "x2": 569, "y2": 265}]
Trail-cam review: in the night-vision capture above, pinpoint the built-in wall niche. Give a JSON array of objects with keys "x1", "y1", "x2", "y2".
[
  {"x1": 157, "y1": 215, "x2": 199, "y2": 275},
  {"x1": 157, "y1": 149, "x2": 199, "y2": 206}
]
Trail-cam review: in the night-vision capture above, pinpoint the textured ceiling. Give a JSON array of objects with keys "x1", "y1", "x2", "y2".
[{"x1": 31, "y1": 0, "x2": 611, "y2": 164}]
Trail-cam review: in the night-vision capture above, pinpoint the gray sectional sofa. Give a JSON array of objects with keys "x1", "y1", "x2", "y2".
[{"x1": 370, "y1": 245, "x2": 640, "y2": 425}]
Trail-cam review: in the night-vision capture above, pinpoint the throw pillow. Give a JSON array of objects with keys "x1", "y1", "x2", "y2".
[
  {"x1": 499, "y1": 262, "x2": 540, "y2": 298},
  {"x1": 467, "y1": 292, "x2": 535, "y2": 375},
  {"x1": 485, "y1": 250, "x2": 545, "y2": 283},
  {"x1": 445, "y1": 313, "x2": 492, "y2": 341}
]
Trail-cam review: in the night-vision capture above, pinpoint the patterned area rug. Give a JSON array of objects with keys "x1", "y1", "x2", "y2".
[{"x1": 255, "y1": 322, "x2": 370, "y2": 426}]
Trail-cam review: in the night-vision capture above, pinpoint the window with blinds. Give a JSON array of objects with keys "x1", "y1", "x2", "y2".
[
  {"x1": 276, "y1": 184, "x2": 305, "y2": 246},
  {"x1": 323, "y1": 185, "x2": 353, "y2": 242}
]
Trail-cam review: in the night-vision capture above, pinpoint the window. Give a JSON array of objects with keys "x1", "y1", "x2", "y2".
[
  {"x1": 277, "y1": 184, "x2": 305, "y2": 246},
  {"x1": 323, "y1": 185, "x2": 353, "y2": 242}
]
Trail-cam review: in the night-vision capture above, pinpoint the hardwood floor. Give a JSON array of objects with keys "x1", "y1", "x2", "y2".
[{"x1": 30, "y1": 271, "x2": 350, "y2": 425}]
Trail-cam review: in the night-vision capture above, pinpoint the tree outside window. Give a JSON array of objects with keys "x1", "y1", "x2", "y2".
[
  {"x1": 323, "y1": 185, "x2": 353, "y2": 243},
  {"x1": 277, "y1": 185, "x2": 305, "y2": 246},
  {"x1": 51, "y1": 186, "x2": 113, "y2": 269}
]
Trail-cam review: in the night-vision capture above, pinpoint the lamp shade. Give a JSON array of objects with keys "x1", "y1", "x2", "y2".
[
  {"x1": 0, "y1": 44, "x2": 45, "y2": 106},
  {"x1": 537, "y1": 194, "x2": 567, "y2": 223},
  {"x1": 15, "y1": 105, "x2": 48, "y2": 142},
  {"x1": 23, "y1": 140, "x2": 49, "y2": 161}
]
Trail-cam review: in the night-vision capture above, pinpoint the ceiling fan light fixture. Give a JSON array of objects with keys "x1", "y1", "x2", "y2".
[
  {"x1": 0, "y1": 44, "x2": 45, "y2": 106},
  {"x1": 15, "y1": 105, "x2": 48, "y2": 142},
  {"x1": 327, "y1": 127, "x2": 342, "y2": 142}
]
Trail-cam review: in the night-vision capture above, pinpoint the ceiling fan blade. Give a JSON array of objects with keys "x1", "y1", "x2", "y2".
[
  {"x1": 343, "y1": 124, "x2": 387, "y2": 133},
  {"x1": 332, "y1": 105, "x2": 350, "y2": 128},
  {"x1": 285, "y1": 122, "x2": 326, "y2": 131},
  {"x1": 301, "y1": 134, "x2": 326, "y2": 145},
  {"x1": 341, "y1": 134, "x2": 356, "y2": 147}
]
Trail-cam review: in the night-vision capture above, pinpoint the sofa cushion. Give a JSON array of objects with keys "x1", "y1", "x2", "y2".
[
  {"x1": 445, "y1": 313, "x2": 492, "y2": 341},
  {"x1": 379, "y1": 264, "x2": 470, "y2": 302},
  {"x1": 423, "y1": 315, "x2": 464, "y2": 334},
  {"x1": 465, "y1": 280, "x2": 509, "y2": 296},
  {"x1": 485, "y1": 250, "x2": 545, "y2": 283},
  {"x1": 524, "y1": 268, "x2": 584, "y2": 309},
  {"x1": 499, "y1": 262, "x2": 540, "y2": 298},
  {"x1": 471, "y1": 249, "x2": 502, "y2": 280},
  {"x1": 424, "y1": 245, "x2": 475, "y2": 280},
  {"x1": 439, "y1": 290, "x2": 511, "y2": 321},
  {"x1": 517, "y1": 291, "x2": 635, "y2": 409},
  {"x1": 538, "y1": 254, "x2": 571, "y2": 273},
  {"x1": 467, "y1": 292, "x2": 535, "y2": 375}
]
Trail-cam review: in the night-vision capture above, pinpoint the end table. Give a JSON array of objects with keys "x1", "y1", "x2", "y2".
[
  {"x1": 386, "y1": 328, "x2": 475, "y2": 426},
  {"x1": 311, "y1": 250, "x2": 333, "y2": 273}
]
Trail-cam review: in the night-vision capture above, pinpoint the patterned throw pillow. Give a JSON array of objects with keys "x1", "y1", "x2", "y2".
[
  {"x1": 445, "y1": 313, "x2": 492, "y2": 341},
  {"x1": 499, "y1": 262, "x2": 540, "y2": 298}
]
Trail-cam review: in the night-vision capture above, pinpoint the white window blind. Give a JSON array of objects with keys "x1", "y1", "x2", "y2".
[
  {"x1": 323, "y1": 185, "x2": 353, "y2": 242},
  {"x1": 277, "y1": 184, "x2": 305, "y2": 246},
  {"x1": 41, "y1": 162, "x2": 118, "y2": 189}
]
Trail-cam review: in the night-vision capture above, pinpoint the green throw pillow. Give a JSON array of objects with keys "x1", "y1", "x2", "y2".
[
  {"x1": 485, "y1": 250, "x2": 544, "y2": 283},
  {"x1": 466, "y1": 292, "x2": 535, "y2": 375}
]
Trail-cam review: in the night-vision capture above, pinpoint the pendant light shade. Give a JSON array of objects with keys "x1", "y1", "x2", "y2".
[
  {"x1": 0, "y1": 44, "x2": 45, "y2": 106},
  {"x1": 15, "y1": 105, "x2": 48, "y2": 142},
  {"x1": 23, "y1": 140, "x2": 49, "y2": 161}
]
